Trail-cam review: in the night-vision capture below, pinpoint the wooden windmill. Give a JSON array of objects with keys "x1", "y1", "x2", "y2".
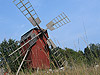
[{"x1": 9, "y1": 0, "x2": 71, "y2": 75}]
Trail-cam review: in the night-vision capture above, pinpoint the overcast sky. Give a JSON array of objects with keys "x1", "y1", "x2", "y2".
[{"x1": 0, "y1": 0, "x2": 100, "y2": 51}]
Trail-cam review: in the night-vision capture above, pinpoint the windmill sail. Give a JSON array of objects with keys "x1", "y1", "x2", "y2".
[
  {"x1": 13, "y1": 0, "x2": 41, "y2": 27},
  {"x1": 8, "y1": 32, "x2": 42, "y2": 75},
  {"x1": 51, "y1": 47, "x2": 66, "y2": 68},
  {"x1": 46, "y1": 12, "x2": 71, "y2": 31},
  {"x1": 47, "y1": 39, "x2": 66, "y2": 68}
]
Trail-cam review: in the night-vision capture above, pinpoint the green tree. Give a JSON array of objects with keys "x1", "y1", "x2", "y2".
[
  {"x1": 84, "y1": 43, "x2": 100, "y2": 65},
  {"x1": 0, "y1": 39, "x2": 21, "y2": 73}
]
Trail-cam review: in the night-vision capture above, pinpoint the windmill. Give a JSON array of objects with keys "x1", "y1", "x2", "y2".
[{"x1": 8, "y1": 0, "x2": 71, "y2": 75}]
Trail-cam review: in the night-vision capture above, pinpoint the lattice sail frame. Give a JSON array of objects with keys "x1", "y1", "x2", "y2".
[
  {"x1": 51, "y1": 47, "x2": 66, "y2": 67},
  {"x1": 13, "y1": 0, "x2": 41, "y2": 26},
  {"x1": 46, "y1": 12, "x2": 71, "y2": 31}
]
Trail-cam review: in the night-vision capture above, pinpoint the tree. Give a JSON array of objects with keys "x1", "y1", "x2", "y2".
[
  {"x1": 84, "y1": 43, "x2": 100, "y2": 65},
  {"x1": 0, "y1": 39, "x2": 21, "y2": 73}
]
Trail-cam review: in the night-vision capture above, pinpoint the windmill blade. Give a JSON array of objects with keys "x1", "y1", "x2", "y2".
[
  {"x1": 47, "y1": 39, "x2": 66, "y2": 67},
  {"x1": 9, "y1": 32, "x2": 42, "y2": 56},
  {"x1": 46, "y1": 39, "x2": 66, "y2": 67},
  {"x1": 13, "y1": 0, "x2": 41, "y2": 27},
  {"x1": 51, "y1": 47, "x2": 66, "y2": 68},
  {"x1": 46, "y1": 12, "x2": 71, "y2": 31},
  {"x1": 9, "y1": 32, "x2": 42, "y2": 75}
]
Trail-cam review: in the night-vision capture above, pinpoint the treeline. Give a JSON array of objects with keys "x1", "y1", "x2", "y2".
[
  {"x1": 0, "y1": 39, "x2": 22, "y2": 72},
  {"x1": 59, "y1": 43, "x2": 100, "y2": 66},
  {"x1": 0, "y1": 39, "x2": 100, "y2": 72}
]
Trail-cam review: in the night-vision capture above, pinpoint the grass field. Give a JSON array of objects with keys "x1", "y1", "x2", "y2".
[{"x1": 10, "y1": 63, "x2": 99, "y2": 75}]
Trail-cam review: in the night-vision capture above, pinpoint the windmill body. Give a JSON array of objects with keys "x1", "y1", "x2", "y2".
[{"x1": 20, "y1": 28, "x2": 50, "y2": 69}]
